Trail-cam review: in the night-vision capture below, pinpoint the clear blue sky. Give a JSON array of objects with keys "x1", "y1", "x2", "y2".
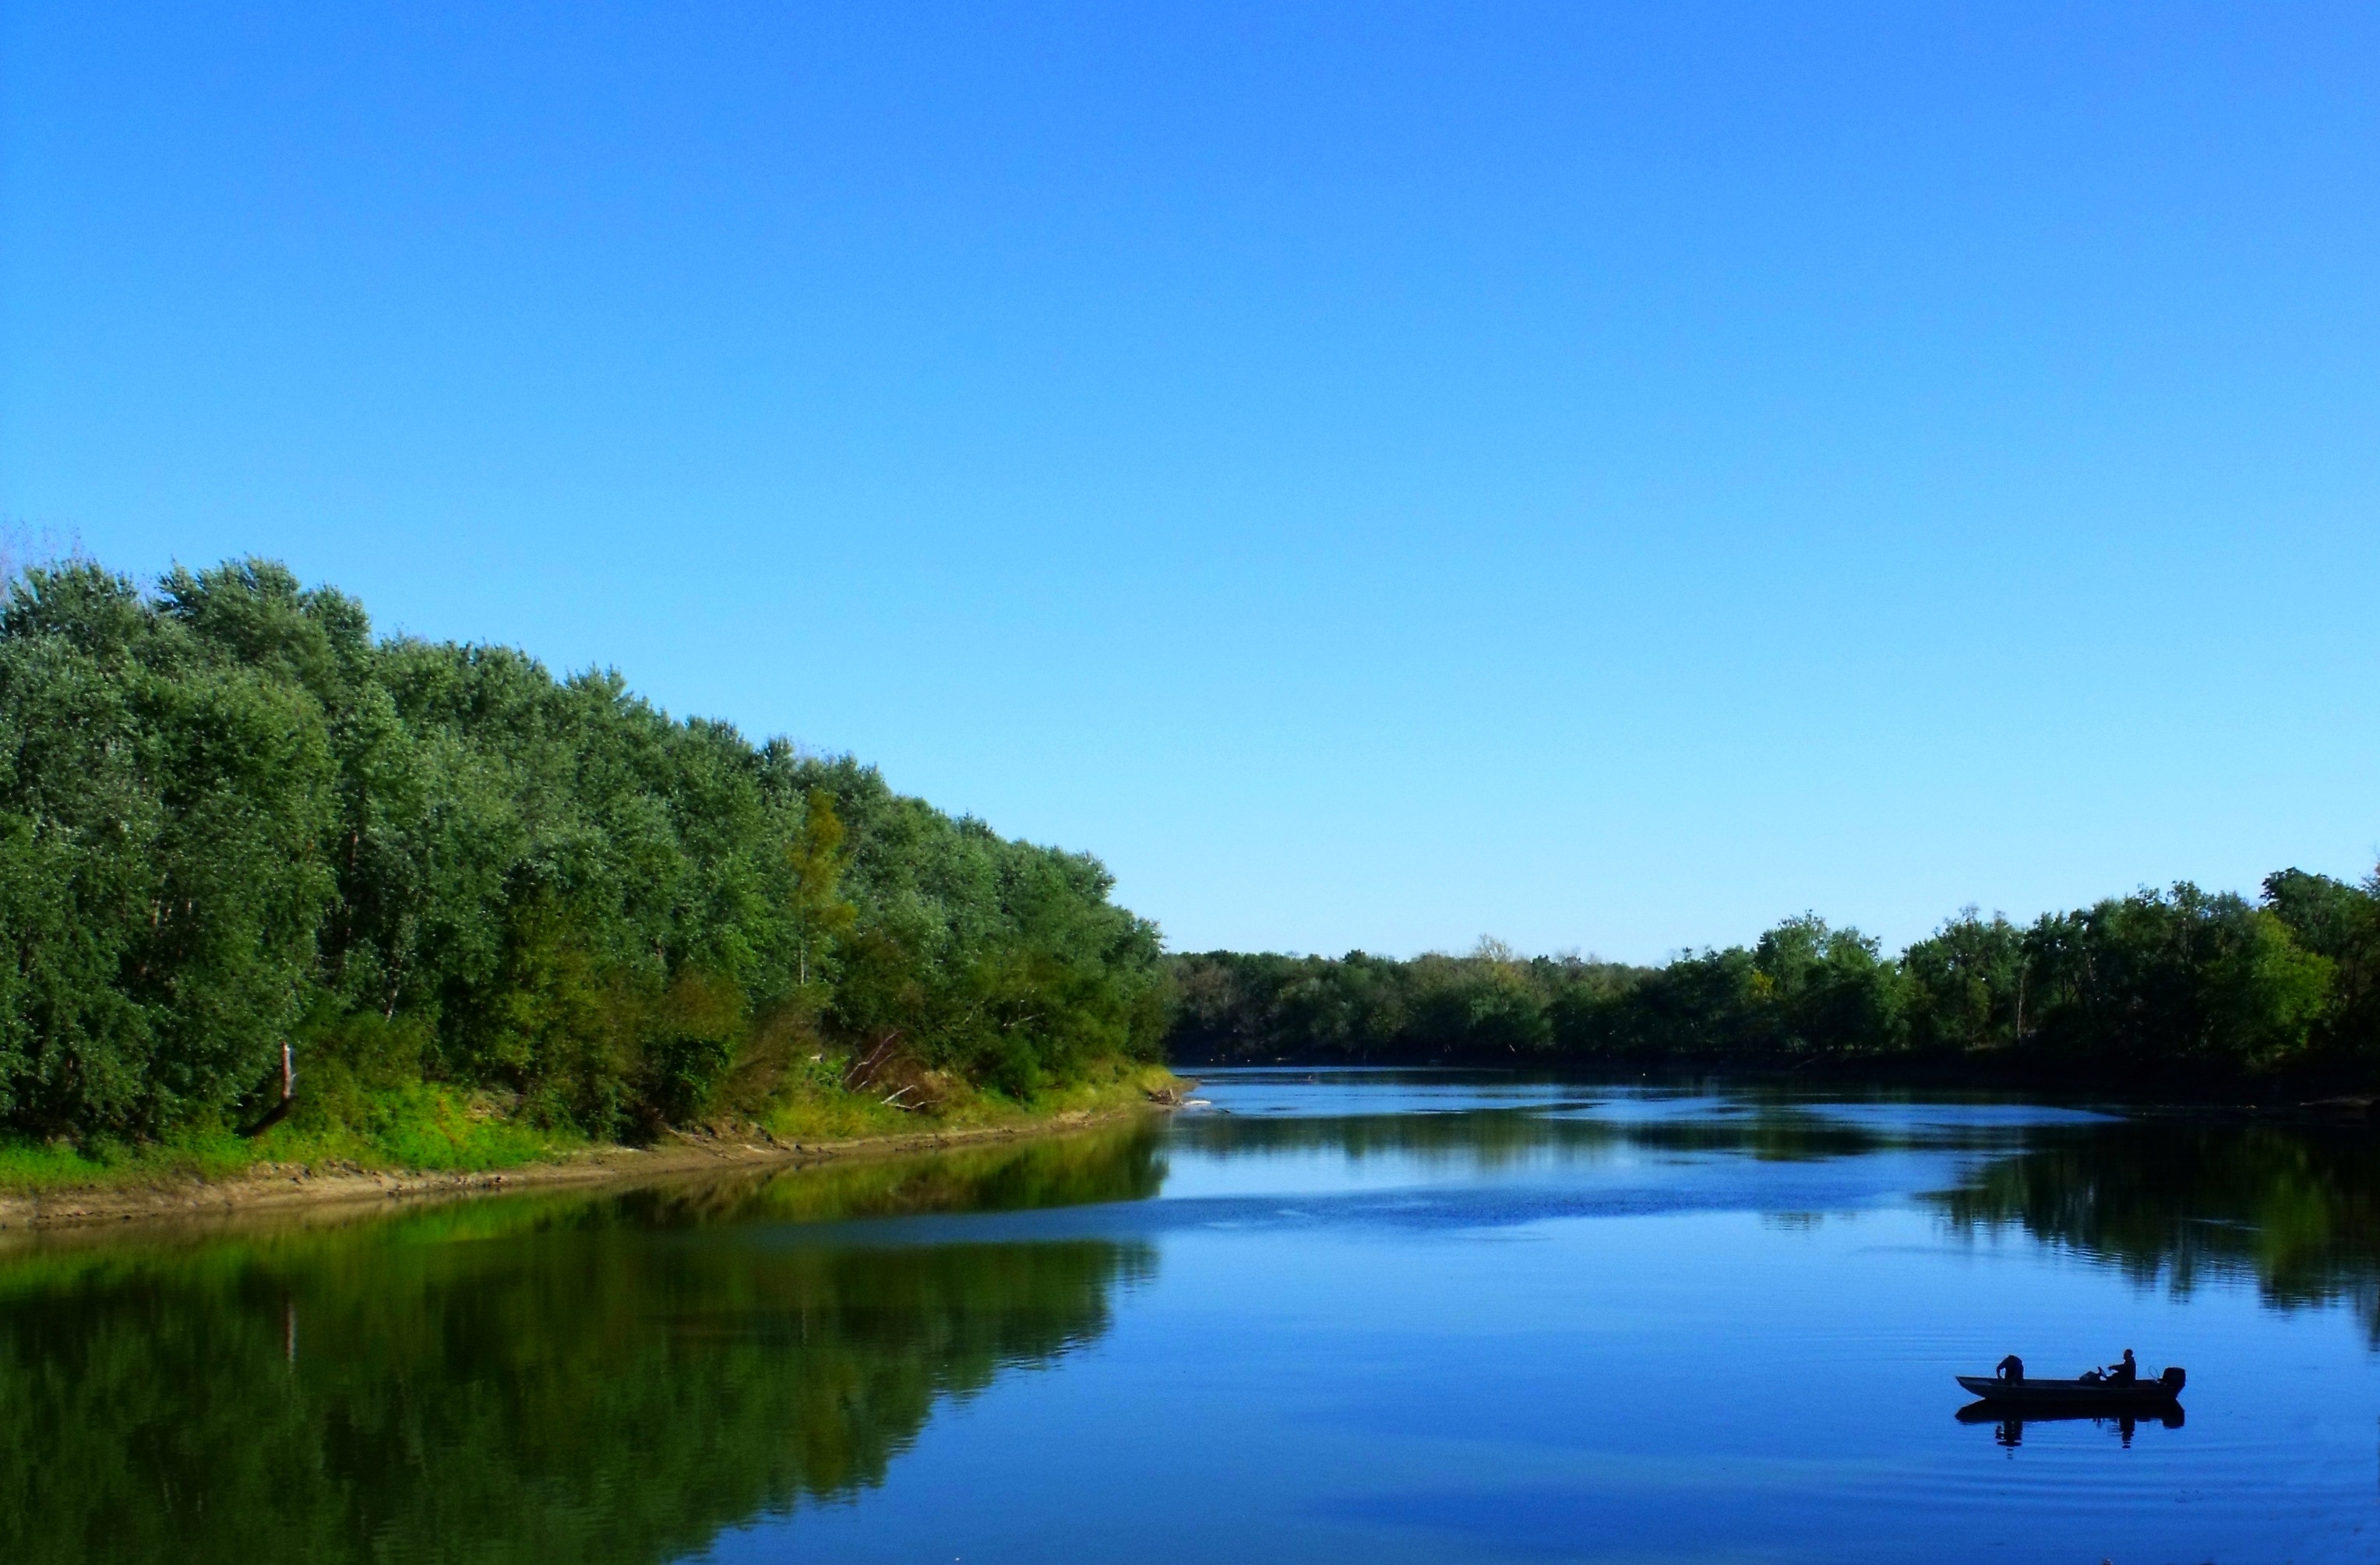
[{"x1": 4, "y1": 3, "x2": 2376, "y2": 961}]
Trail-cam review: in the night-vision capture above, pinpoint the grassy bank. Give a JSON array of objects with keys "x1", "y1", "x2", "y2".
[{"x1": 0, "y1": 1060, "x2": 1184, "y2": 1200}]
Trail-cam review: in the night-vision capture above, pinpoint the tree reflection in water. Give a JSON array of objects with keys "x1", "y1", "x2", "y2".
[
  {"x1": 1174, "y1": 1091, "x2": 2380, "y2": 1332},
  {"x1": 1166, "y1": 1101, "x2": 1899, "y2": 1167},
  {"x1": 0, "y1": 1123, "x2": 1162, "y2": 1565},
  {"x1": 1928, "y1": 1122, "x2": 2380, "y2": 1333}
]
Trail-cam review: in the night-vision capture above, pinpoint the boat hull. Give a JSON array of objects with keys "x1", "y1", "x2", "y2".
[{"x1": 1955, "y1": 1375, "x2": 2178, "y2": 1406}]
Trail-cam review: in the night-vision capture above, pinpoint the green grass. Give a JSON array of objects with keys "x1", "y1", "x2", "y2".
[
  {"x1": 0, "y1": 1084, "x2": 584, "y2": 1195},
  {"x1": 755, "y1": 1058, "x2": 1180, "y2": 1144},
  {"x1": 0, "y1": 1059, "x2": 1183, "y2": 1197}
]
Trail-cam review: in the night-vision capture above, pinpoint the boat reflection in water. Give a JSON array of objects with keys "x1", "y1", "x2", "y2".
[{"x1": 1956, "y1": 1399, "x2": 2187, "y2": 1449}]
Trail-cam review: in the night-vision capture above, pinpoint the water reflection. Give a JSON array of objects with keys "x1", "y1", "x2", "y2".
[
  {"x1": 1928, "y1": 1122, "x2": 2380, "y2": 1330},
  {"x1": 1956, "y1": 1401, "x2": 2188, "y2": 1448},
  {"x1": 11, "y1": 1081, "x2": 2380, "y2": 1565},
  {"x1": 1183, "y1": 1078, "x2": 2380, "y2": 1331},
  {"x1": 0, "y1": 1124, "x2": 1162, "y2": 1565},
  {"x1": 1168, "y1": 1101, "x2": 1905, "y2": 1165}
]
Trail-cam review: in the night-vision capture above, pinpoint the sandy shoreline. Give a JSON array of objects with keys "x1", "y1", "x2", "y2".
[{"x1": 0, "y1": 1103, "x2": 1162, "y2": 1236}]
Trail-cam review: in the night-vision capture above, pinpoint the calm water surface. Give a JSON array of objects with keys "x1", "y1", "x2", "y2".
[{"x1": 7, "y1": 1070, "x2": 2380, "y2": 1563}]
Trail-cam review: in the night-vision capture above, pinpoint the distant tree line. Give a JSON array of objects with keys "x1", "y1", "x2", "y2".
[
  {"x1": 1171, "y1": 873, "x2": 2380, "y2": 1083},
  {"x1": 0, "y1": 558, "x2": 1168, "y2": 1144}
]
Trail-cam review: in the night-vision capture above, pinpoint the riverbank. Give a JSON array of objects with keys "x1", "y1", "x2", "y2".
[{"x1": 0, "y1": 1065, "x2": 1190, "y2": 1232}]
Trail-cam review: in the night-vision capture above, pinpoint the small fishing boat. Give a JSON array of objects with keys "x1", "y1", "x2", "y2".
[{"x1": 1955, "y1": 1366, "x2": 2184, "y2": 1406}]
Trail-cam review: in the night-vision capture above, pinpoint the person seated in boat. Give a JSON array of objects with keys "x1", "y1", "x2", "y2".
[
  {"x1": 2109, "y1": 1348, "x2": 2138, "y2": 1383},
  {"x1": 1995, "y1": 1354, "x2": 2024, "y2": 1382}
]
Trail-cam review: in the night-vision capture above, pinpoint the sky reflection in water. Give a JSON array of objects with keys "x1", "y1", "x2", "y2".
[{"x1": 6, "y1": 1070, "x2": 2380, "y2": 1563}]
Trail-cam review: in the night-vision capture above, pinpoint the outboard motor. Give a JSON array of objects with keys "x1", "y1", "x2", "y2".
[{"x1": 2160, "y1": 1366, "x2": 2186, "y2": 1393}]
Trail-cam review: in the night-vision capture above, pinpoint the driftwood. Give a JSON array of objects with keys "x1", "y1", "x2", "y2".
[
  {"x1": 839, "y1": 1035, "x2": 942, "y2": 1111},
  {"x1": 239, "y1": 1042, "x2": 299, "y2": 1138},
  {"x1": 841, "y1": 1033, "x2": 904, "y2": 1093},
  {"x1": 1144, "y1": 1077, "x2": 1201, "y2": 1107}
]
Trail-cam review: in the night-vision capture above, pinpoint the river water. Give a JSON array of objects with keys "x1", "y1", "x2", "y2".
[{"x1": 5, "y1": 1070, "x2": 2379, "y2": 1563}]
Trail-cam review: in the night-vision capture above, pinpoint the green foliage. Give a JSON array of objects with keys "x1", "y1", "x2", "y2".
[
  {"x1": 0, "y1": 555, "x2": 1169, "y2": 1150},
  {"x1": 812, "y1": 759, "x2": 1169, "y2": 1091},
  {"x1": 786, "y1": 786, "x2": 858, "y2": 994},
  {"x1": 0, "y1": 562, "x2": 339, "y2": 1136},
  {"x1": 1173, "y1": 940, "x2": 1625, "y2": 1061},
  {"x1": 1175, "y1": 872, "x2": 2380, "y2": 1083},
  {"x1": 1902, "y1": 910, "x2": 2027, "y2": 1052}
]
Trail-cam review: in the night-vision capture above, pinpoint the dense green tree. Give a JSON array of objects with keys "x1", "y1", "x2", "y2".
[
  {"x1": 1902, "y1": 910, "x2": 2027, "y2": 1052},
  {"x1": 1174, "y1": 877, "x2": 2380, "y2": 1085},
  {"x1": 0, "y1": 562, "x2": 340, "y2": 1135},
  {"x1": 2022, "y1": 885, "x2": 2336, "y2": 1069},
  {"x1": 2264, "y1": 867, "x2": 2380, "y2": 1059},
  {"x1": 0, "y1": 556, "x2": 1168, "y2": 1145}
]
